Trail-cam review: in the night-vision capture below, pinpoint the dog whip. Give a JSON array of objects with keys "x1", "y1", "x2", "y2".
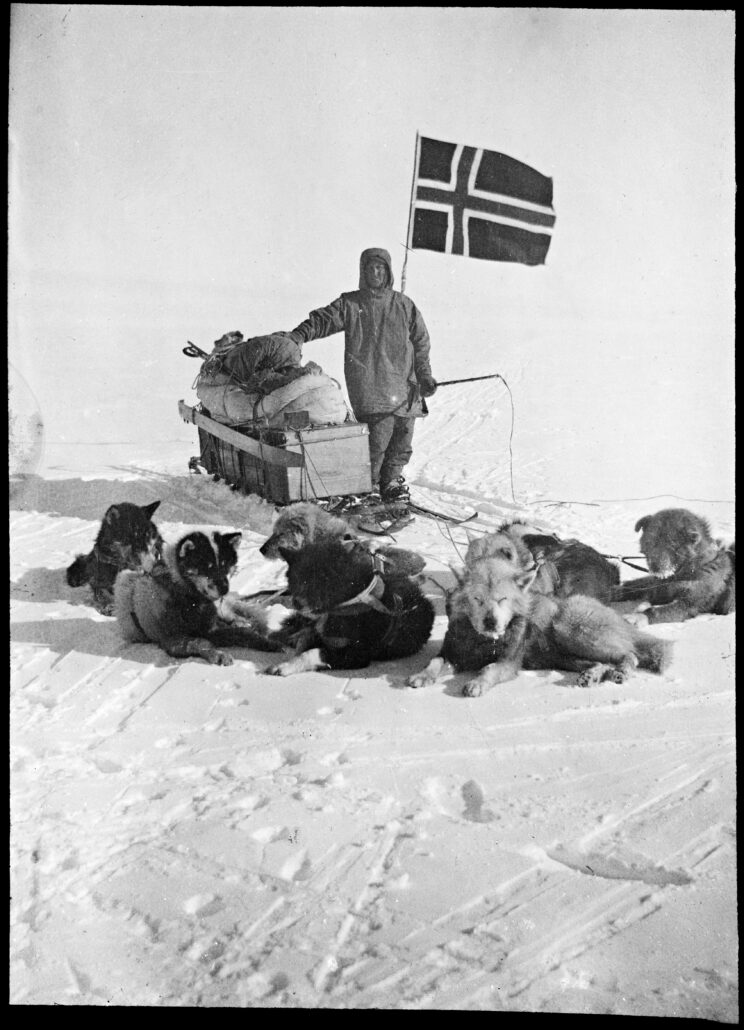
[{"x1": 435, "y1": 373, "x2": 503, "y2": 387}]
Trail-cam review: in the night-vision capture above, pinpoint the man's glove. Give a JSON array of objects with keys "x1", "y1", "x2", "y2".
[{"x1": 418, "y1": 375, "x2": 438, "y2": 398}]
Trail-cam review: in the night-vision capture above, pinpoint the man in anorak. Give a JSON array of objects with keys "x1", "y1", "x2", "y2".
[{"x1": 283, "y1": 247, "x2": 437, "y2": 503}]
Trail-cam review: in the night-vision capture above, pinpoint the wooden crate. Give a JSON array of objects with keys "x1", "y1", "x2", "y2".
[{"x1": 179, "y1": 400, "x2": 372, "y2": 503}]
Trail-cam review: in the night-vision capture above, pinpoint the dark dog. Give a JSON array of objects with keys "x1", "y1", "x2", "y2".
[
  {"x1": 260, "y1": 500, "x2": 426, "y2": 577},
  {"x1": 263, "y1": 538, "x2": 435, "y2": 676},
  {"x1": 612, "y1": 508, "x2": 735, "y2": 623},
  {"x1": 468, "y1": 520, "x2": 620, "y2": 602},
  {"x1": 522, "y1": 536, "x2": 620, "y2": 603},
  {"x1": 66, "y1": 501, "x2": 163, "y2": 613},
  {"x1": 114, "y1": 530, "x2": 281, "y2": 664}
]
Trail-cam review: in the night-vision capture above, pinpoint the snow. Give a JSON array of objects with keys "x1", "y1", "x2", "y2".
[
  {"x1": 9, "y1": 6, "x2": 734, "y2": 1016},
  {"x1": 9, "y1": 384, "x2": 736, "y2": 1015}
]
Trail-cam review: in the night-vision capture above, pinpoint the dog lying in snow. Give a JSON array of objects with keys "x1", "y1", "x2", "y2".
[
  {"x1": 260, "y1": 500, "x2": 426, "y2": 577},
  {"x1": 66, "y1": 501, "x2": 163, "y2": 613},
  {"x1": 115, "y1": 530, "x2": 281, "y2": 664},
  {"x1": 263, "y1": 538, "x2": 434, "y2": 676},
  {"x1": 467, "y1": 521, "x2": 620, "y2": 603},
  {"x1": 489, "y1": 563, "x2": 672, "y2": 693},
  {"x1": 611, "y1": 508, "x2": 735, "y2": 623},
  {"x1": 408, "y1": 520, "x2": 627, "y2": 695},
  {"x1": 412, "y1": 552, "x2": 671, "y2": 696}
]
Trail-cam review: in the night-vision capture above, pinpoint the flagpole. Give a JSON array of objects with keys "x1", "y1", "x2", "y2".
[{"x1": 400, "y1": 130, "x2": 420, "y2": 294}]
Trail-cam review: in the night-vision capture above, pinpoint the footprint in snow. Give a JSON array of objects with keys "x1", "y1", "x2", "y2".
[
  {"x1": 461, "y1": 779, "x2": 497, "y2": 823},
  {"x1": 183, "y1": 894, "x2": 225, "y2": 918}
]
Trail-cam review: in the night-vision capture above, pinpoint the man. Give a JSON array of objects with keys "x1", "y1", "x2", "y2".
[{"x1": 282, "y1": 247, "x2": 437, "y2": 503}]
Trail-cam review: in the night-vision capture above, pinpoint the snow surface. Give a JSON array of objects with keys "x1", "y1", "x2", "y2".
[
  {"x1": 9, "y1": 379, "x2": 736, "y2": 1015},
  {"x1": 8, "y1": 7, "x2": 735, "y2": 1015}
]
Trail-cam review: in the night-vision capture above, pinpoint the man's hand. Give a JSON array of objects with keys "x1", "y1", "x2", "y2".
[{"x1": 418, "y1": 375, "x2": 438, "y2": 398}]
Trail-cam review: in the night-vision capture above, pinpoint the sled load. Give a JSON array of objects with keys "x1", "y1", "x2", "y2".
[{"x1": 179, "y1": 331, "x2": 372, "y2": 503}]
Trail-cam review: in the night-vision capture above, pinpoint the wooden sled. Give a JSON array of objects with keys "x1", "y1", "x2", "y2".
[{"x1": 178, "y1": 400, "x2": 372, "y2": 504}]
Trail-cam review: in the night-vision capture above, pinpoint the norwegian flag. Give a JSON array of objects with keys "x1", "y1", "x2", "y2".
[{"x1": 408, "y1": 136, "x2": 556, "y2": 266}]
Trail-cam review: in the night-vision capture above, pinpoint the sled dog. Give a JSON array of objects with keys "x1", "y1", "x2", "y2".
[
  {"x1": 408, "y1": 555, "x2": 537, "y2": 693},
  {"x1": 115, "y1": 530, "x2": 281, "y2": 664},
  {"x1": 407, "y1": 522, "x2": 553, "y2": 693},
  {"x1": 260, "y1": 500, "x2": 426, "y2": 576},
  {"x1": 612, "y1": 508, "x2": 735, "y2": 622},
  {"x1": 416, "y1": 561, "x2": 672, "y2": 696},
  {"x1": 263, "y1": 537, "x2": 434, "y2": 676},
  {"x1": 66, "y1": 501, "x2": 163, "y2": 613},
  {"x1": 467, "y1": 520, "x2": 619, "y2": 603},
  {"x1": 408, "y1": 522, "x2": 666, "y2": 695}
]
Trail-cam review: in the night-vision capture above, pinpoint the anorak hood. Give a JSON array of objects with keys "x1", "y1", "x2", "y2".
[{"x1": 358, "y1": 247, "x2": 394, "y2": 292}]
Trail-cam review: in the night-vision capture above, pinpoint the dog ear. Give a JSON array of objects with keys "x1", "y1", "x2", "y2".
[
  {"x1": 634, "y1": 516, "x2": 651, "y2": 533},
  {"x1": 448, "y1": 564, "x2": 465, "y2": 587},
  {"x1": 515, "y1": 568, "x2": 538, "y2": 592},
  {"x1": 216, "y1": 531, "x2": 242, "y2": 549},
  {"x1": 141, "y1": 501, "x2": 161, "y2": 519},
  {"x1": 178, "y1": 537, "x2": 197, "y2": 557},
  {"x1": 104, "y1": 505, "x2": 122, "y2": 524}
]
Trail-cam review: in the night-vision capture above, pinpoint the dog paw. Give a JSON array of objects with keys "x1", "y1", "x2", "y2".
[
  {"x1": 209, "y1": 650, "x2": 234, "y2": 666},
  {"x1": 264, "y1": 662, "x2": 293, "y2": 676},
  {"x1": 603, "y1": 667, "x2": 627, "y2": 685},
  {"x1": 462, "y1": 678, "x2": 486, "y2": 698},
  {"x1": 407, "y1": 672, "x2": 434, "y2": 689},
  {"x1": 576, "y1": 666, "x2": 603, "y2": 688}
]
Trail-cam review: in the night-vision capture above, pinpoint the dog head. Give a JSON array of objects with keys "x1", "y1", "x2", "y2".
[
  {"x1": 97, "y1": 501, "x2": 162, "y2": 572},
  {"x1": 634, "y1": 508, "x2": 714, "y2": 578},
  {"x1": 260, "y1": 502, "x2": 354, "y2": 560},
  {"x1": 278, "y1": 538, "x2": 375, "y2": 613},
  {"x1": 168, "y1": 530, "x2": 242, "y2": 600},
  {"x1": 464, "y1": 523, "x2": 536, "y2": 570},
  {"x1": 448, "y1": 559, "x2": 537, "y2": 640}
]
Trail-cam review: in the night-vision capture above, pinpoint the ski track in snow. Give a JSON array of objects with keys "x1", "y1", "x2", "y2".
[{"x1": 9, "y1": 434, "x2": 736, "y2": 1014}]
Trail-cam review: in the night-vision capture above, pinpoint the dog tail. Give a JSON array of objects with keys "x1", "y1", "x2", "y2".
[
  {"x1": 66, "y1": 554, "x2": 90, "y2": 587},
  {"x1": 635, "y1": 632, "x2": 673, "y2": 674}
]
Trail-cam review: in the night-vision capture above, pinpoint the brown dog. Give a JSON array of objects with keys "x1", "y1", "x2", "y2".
[
  {"x1": 468, "y1": 521, "x2": 620, "y2": 603},
  {"x1": 260, "y1": 500, "x2": 426, "y2": 576},
  {"x1": 612, "y1": 508, "x2": 735, "y2": 623}
]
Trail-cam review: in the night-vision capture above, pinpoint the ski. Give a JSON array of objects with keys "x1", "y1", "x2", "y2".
[
  {"x1": 356, "y1": 516, "x2": 415, "y2": 536},
  {"x1": 324, "y1": 493, "x2": 477, "y2": 529},
  {"x1": 407, "y1": 501, "x2": 478, "y2": 526}
]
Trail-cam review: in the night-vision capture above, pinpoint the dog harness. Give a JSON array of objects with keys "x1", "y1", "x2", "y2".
[{"x1": 303, "y1": 553, "x2": 419, "y2": 650}]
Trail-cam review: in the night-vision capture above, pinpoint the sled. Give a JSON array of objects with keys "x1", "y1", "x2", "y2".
[{"x1": 178, "y1": 400, "x2": 372, "y2": 503}]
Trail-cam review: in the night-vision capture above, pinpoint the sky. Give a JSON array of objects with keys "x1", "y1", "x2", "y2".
[{"x1": 8, "y1": 6, "x2": 735, "y2": 501}]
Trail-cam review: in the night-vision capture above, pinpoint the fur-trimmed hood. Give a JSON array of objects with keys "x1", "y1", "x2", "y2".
[{"x1": 358, "y1": 247, "x2": 393, "y2": 291}]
